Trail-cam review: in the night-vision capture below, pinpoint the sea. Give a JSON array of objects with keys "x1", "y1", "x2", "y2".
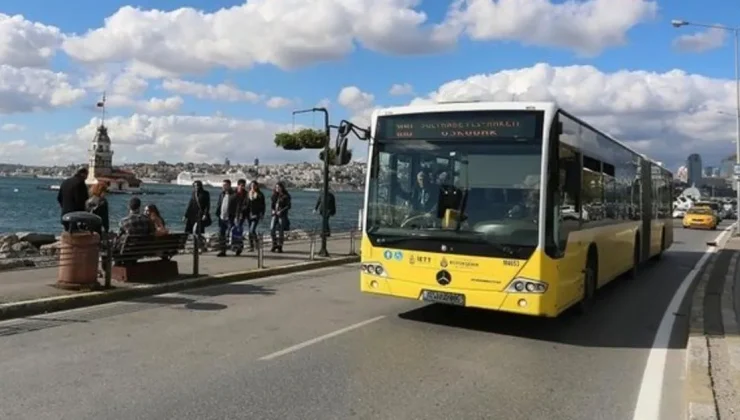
[{"x1": 0, "y1": 177, "x2": 363, "y2": 235}]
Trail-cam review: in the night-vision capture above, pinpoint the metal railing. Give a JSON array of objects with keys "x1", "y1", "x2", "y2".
[{"x1": 0, "y1": 227, "x2": 360, "y2": 281}]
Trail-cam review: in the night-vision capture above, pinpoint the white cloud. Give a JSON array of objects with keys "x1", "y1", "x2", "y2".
[
  {"x1": 265, "y1": 96, "x2": 293, "y2": 109},
  {"x1": 0, "y1": 65, "x2": 86, "y2": 114},
  {"x1": 338, "y1": 86, "x2": 377, "y2": 127},
  {"x1": 0, "y1": 13, "x2": 64, "y2": 68},
  {"x1": 673, "y1": 27, "x2": 727, "y2": 53},
  {"x1": 446, "y1": 0, "x2": 657, "y2": 55},
  {"x1": 406, "y1": 63, "x2": 739, "y2": 167},
  {"x1": 389, "y1": 83, "x2": 414, "y2": 96},
  {"x1": 162, "y1": 78, "x2": 262, "y2": 103},
  {"x1": 316, "y1": 98, "x2": 332, "y2": 108},
  {"x1": 51, "y1": 114, "x2": 321, "y2": 164},
  {"x1": 0, "y1": 139, "x2": 81, "y2": 165},
  {"x1": 1, "y1": 123, "x2": 24, "y2": 132},
  {"x1": 60, "y1": 2, "x2": 456, "y2": 75}
]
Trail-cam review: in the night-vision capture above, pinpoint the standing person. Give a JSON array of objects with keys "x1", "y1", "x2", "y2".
[
  {"x1": 57, "y1": 167, "x2": 89, "y2": 230},
  {"x1": 270, "y1": 181, "x2": 291, "y2": 253},
  {"x1": 85, "y1": 181, "x2": 110, "y2": 235},
  {"x1": 215, "y1": 179, "x2": 238, "y2": 257},
  {"x1": 85, "y1": 181, "x2": 110, "y2": 279},
  {"x1": 314, "y1": 187, "x2": 336, "y2": 237},
  {"x1": 243, "y1": 180, "x2": 266, "y2": 252},
  {"x1": 183, "y1": 180, "x2": 211, "y2": 251},
  {"x1": 233, "y1": 179, "x2": 249, "y2": 254}
]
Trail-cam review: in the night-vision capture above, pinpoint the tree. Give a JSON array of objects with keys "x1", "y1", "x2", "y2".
[{"x1": 319, "y1": 148, "x2": 353, "y2": 165}]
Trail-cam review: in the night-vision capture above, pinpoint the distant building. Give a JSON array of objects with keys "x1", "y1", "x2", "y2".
[
  {"x1": 254, "y1": 158, "x2": 260, "y2": 167},
  {"x1": 703, "y1": 166, "x2": 717, "y2": 178},
  {"x1": 85, "y1": 124, "x2": 141, "y2": 191},
  {"x1": 721, "y1": 154, "x2": 736, "y2": 179},
  {"x1": 686, "y1": 153, "x2": 702, "y2": 186},
  {"x1": 224, "y1": 157, "x2": 230, "y2": 167}
]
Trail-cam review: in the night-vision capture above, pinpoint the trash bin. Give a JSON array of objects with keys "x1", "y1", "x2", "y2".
[{"x1": 57, "y1": 211, "x2": 102, "y2": 290}]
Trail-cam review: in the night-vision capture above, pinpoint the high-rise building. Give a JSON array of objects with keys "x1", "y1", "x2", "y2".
[
  {"x1": 676, "y1": 165, "x2": 688, "y2": 183},
  {"x1": 686, "y1": 153, "x2": 702, "y2": 186},
  {"x1": 721, "y1": 154, "x2": 736, "y2": 179},
  {"x1": 703, "y1": 166, "x2": 717, "y2": 178}
]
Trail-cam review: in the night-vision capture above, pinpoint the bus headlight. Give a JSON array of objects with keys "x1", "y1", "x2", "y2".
[
  {"x1": 505, "y1": 278, "x2": 548, "y2": 294},
  {"x1": 361, "y1": 262, "x2": 388, "y2": 278}
]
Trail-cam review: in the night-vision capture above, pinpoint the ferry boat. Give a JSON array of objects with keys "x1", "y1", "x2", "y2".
[{"x1": 175, "y1": 170, "x2": 248, "y2": 187}]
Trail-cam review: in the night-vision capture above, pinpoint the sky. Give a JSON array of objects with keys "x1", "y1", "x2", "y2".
[{"x1": 0, "y1": 0, "x2": 738, "y2": 171}]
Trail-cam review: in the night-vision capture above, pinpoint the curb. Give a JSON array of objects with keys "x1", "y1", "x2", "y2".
[
  {"x1": 0, "y1": 255, "x2": 360, "y2": 322},
  {"x1": 686, "y1": 224, "x2": 737, "y2": 420}
]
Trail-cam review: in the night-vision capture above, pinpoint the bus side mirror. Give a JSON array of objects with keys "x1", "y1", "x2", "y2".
[{"x1": 334, "y1": 131, "x2": 351, "y2": 166}]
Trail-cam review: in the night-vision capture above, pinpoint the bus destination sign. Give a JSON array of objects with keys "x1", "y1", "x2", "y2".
[{"x1": 377, "y1": 112, "x2": 538, "y2": 140}]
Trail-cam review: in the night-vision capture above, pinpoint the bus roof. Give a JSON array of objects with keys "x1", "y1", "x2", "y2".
[{"x1": 371, "y1": 101, "x2": 669, "y2": 173}]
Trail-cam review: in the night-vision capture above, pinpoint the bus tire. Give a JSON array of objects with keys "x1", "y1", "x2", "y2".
[
  {"x1": 656, "y1": 228, "x2": 666, "y2": 258},
  {"x1": 576, "y1": 247, "x2": 598, "y2": 314},
  {"x1": 630, "y1": 234, "x2": 640, "y2": 279}
]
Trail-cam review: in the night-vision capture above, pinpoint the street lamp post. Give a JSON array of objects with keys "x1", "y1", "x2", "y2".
[
  {"x1": 672, "y1": 19, "x2": 740, "y2": 232},
  {"x1": 292, "y1": 107, "x2": 331, "y2": 257}
]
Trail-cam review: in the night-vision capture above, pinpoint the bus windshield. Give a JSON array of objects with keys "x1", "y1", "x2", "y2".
[{"x1": 366, "y1": 110, "x2": 544, "y2": 258}]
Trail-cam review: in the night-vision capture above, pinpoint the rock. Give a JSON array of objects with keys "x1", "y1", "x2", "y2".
[
  {"x1": 16, "y1": 232, "x2": 56, "y2": 247},
  {"x1": 40, "y1": 241, "x2": 62, "y2": 257},
  {"x1": 8, "y1": 241, "x2": 39, "y2": 257},
  {"x1": 0, "y1": 233, "x2": 19, "y2": 248}
]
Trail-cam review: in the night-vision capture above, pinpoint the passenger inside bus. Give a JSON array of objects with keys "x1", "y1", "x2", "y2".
[{"x1": 395, "y1": 170, "x2": 439, "y2": 213}]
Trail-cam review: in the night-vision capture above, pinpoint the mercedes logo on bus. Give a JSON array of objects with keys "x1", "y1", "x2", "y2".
[{"x1": 436, "y1": 270, "x2": 452, "y2": 286}]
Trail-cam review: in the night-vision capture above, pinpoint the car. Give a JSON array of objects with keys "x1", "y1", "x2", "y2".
[{"x1": 682, "y1": 207, "x2": 718, "y2": 230}]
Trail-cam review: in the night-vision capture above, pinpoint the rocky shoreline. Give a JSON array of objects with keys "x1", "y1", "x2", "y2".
[{"x1": 0, "y1": 229, "x2": 323, "y2": 272}]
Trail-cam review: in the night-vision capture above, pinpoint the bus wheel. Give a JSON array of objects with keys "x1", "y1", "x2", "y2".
[
  {"x1": 577, "y1": 251, "x2": 597, "y2": 314},
  {"x1": 656, "y1": 229, "x2": 666, "y2": 258},
  {"x1": 630, "y1": 235, "x2": 640, "y2": 278}
]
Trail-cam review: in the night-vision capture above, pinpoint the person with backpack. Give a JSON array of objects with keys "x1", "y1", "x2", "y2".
[{"x1": 314, "y1": 188, "x2": 336, "y2": 237}]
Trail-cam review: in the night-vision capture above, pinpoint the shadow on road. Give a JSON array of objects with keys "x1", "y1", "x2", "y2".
[{"x1": 397, "y1": 249, "x2": 709, "y2": 349}]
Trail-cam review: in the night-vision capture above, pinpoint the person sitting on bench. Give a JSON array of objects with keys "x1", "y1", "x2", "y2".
[{"x1": 114, "y1": 197, "x2": 156, "y2": 263}]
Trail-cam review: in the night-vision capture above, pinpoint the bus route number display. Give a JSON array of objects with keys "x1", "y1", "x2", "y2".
[{"x1": 379, "y1": 112, "x2": 537, "y2": 140}]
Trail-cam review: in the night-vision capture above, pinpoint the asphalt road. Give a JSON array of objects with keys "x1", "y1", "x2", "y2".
[{"x1": 0, "y1": 223, "x2": 729, "y2": 420}]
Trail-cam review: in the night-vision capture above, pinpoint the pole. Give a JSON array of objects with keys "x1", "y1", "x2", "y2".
[
  {"x1": 319, "y1": 109, "x2": 331, "y2": 257},
  {"x1": 293, "y1": 107, "x2": 331, "y2": 257},
  {"x1": 735, "y1": 28, "x2": 740, "y2": 235}
]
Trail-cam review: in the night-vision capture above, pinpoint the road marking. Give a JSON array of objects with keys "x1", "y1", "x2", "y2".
[
  {"x1": 632, "y1": 224, "x2": 734, "y2": 420},
  {"x1": 258, "y1": 316, "x2": 385, "y2": 361}
]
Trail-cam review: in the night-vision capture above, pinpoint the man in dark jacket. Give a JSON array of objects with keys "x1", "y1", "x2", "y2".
[
  {"x1": 215, "y1": 179, "x2": 239, "y2": 256},
  {"x1": 314, "y1": 188, "x2": 336, "y2": 237},
  {"x1": 183, "y1": 181, "x2": 211, "y2": 253},
  {"x1": 57, "y1": 167, "x2": 89, "y2": 230}
]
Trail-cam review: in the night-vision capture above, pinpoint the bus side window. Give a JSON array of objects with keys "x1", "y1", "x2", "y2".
[{"x1": 557, "y1": 144, "x2": 581, "y2": 250}]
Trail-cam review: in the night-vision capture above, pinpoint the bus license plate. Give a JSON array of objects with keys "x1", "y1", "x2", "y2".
[{"x1": 421, "y1": 290, "x2": 465, "y2": 306}]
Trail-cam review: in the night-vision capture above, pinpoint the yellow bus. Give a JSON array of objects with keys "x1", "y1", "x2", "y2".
[{"x1": 358, "y1": 101, "x2": 673, "y2": 317}]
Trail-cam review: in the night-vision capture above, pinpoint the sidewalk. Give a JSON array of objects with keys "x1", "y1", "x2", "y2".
[
  {"x1": 686, "y1": 234, "x2": 740, "y2": 420},
  {"x1": 0, "y1": 234, "x2": 359, "y2": 316}
]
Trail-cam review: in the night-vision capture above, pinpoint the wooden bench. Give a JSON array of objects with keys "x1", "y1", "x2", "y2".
[{"x1": 109, "y1": 233, "x2": 189, "y2": 283}]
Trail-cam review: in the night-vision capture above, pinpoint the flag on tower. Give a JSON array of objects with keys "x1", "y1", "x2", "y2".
[{"x1": 96, "y1": 92, "x2": 106, "y2": 108}]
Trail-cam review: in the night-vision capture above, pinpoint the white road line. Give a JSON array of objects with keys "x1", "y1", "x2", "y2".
[
  {"x1": 632, "y1": 224, "x2": 734, "y2": 420},
  {"x1": 258, "y1": 316, "x2": 386, "y2": 361}
]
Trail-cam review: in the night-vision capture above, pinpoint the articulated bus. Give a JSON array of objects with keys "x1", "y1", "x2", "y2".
[{"x1": 359, "y1": 101, "x2": 673, "y2": 317}]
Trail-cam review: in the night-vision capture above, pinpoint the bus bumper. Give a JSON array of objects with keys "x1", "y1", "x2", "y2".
[{"x1": 361, "y1": 274, "x2": 558, "y2": 317}]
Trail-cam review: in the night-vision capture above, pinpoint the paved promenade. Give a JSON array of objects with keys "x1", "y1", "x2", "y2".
[
  {"x1": 0, "y1": 235, "x2": 356, "y2": 304},
  {"x1": 0, "y1": 225, "x2": 726, "y2": 420}
]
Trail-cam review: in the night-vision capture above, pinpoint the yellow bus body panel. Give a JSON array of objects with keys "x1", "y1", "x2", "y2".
[{"x1": 360, "y1": 220, "x2": 672, "y2": 318}]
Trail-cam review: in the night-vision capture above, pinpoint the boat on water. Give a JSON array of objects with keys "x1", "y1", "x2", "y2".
[{"x1": 175, "y1": 170, "x2": 248, "y2": 187}]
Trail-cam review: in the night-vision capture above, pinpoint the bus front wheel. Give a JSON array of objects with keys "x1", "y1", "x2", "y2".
[{"x1": 576, "y1": 250, "x2": 598, "y2": 314}]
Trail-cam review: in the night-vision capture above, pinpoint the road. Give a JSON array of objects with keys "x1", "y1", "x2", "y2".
[{"x1": 0, "y1": 223, "x2": 729, "y2": 420}]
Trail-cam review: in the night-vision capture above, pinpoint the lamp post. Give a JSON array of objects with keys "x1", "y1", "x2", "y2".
[
  {"x1": 292, "y1": 107, "x2": 331, "y2": 257},
  {"x1": 672, "y1": 19, "x2": 740, "y2": 231}
]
